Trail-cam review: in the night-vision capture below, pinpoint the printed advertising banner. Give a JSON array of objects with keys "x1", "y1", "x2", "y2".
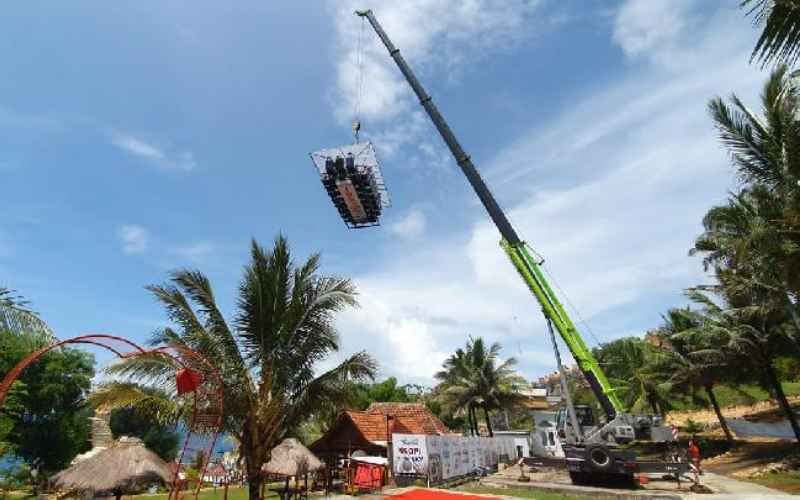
[{"x1": 392, "y1": 434, "x2": 517, "y2": 481}]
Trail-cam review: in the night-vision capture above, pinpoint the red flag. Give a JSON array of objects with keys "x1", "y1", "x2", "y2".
[{"x1": 176, "y1": 368, "x2": 203, "y2": 394}]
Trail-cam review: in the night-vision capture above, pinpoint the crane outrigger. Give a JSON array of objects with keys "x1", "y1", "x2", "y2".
[{"x1": 354, "y1": 9, "x2": 691, "y2": 485}]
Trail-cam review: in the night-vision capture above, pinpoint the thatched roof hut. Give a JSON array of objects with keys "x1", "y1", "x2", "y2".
[
  {"x1": 54, "y1": 436, "x2": 171, "y2": 499},
  {"x1": 262, "y1": 438, "x2": 323, "y2": 477}
]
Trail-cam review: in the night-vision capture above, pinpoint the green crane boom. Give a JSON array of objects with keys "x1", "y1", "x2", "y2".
[
  {"x1": 356, "y1": 8, "x2": 625, "y2": 420},
  {"x1": 500, "y1": 240, "x2": 624, "y2": 418}
]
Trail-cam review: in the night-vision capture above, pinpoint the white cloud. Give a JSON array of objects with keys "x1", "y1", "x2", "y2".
[
  {"x1": 334, "y1": 1, "x2": 766, "y2": 384},
  {"x1": 170, "y1": 242, "x2": 216, "y2": 264},
  {"x1": 613, "y1": 0, "x2": 694, "y2": 59},
  {"x1": 110, "y1": 132, "x2": 196, "y2": 171},
  {"x1": 119, "y1": 225, "x2": 149, "y2": 254},
  {"x1": 389, "y1": 209, "x2": 427, "y2": 239},
  {"x1": 329, "y1": 0, "x2": 542, "y2": 124},
  {"x1": 326, "y1": 1, "x2": 544, "y2": 166}
]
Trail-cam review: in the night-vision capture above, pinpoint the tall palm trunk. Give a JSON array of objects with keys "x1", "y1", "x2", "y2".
[
  {"x1": 468, "y1": 405, "x2": 477, "y2": 436},
  {"x1": 704, "y1": 384, "x2": 733, "y2": 443},
  {"x1": 242, "y1": 425, "x2": 268, "y2": 500},
  {"x1": 765, "y1": 360, "x2": 800, "y2": 444},
  {"x1": 649, "y1": 398, "x2": 660, "y2": 416},
  {"x1": 482, "y1": 405, "x2": 493, "y2": 437},
  {"x1": 243, "y1": 445, "x2": 264, "y2": 500}
]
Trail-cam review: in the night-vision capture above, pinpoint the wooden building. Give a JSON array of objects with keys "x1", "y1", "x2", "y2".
[{"x1": 309, "y1": 402, "x2": 452, "y2": 458}]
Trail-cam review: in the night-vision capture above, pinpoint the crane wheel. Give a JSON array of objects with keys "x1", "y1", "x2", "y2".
[{"x1": 586, "y1": 444, "x2": 614, "y2": 472}]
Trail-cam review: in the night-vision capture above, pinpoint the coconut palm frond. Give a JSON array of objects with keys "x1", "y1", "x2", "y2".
[
  {"x1": 743, "y1": 0, "x2": 800, "y2": 67},
  {"x1": 0, "y1": 287, "x2": 56, "y2": 340},
  {"x1": 89, "y1": 382, "x2": 182, "y2": 425}
]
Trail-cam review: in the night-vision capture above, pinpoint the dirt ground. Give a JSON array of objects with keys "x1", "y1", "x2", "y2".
[
  {"x1": 703, "y1": 438, "x2": 797, "y2": 476},
  {"x1": 667, "y1": 396, "x2": 800, "y2": 427}
]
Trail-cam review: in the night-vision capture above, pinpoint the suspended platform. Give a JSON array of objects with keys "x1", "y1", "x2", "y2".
[{"x1": 310, "y1": 141, "x2": 391, "y2": 228}]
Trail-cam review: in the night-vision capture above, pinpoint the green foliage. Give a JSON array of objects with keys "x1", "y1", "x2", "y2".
[
  {"x1": 684, "y1": 419, "x2": 703, "y2": 435},
  {"x1": 144, "y1": 486, "x2": 275, "y2": 500},
  {"x1": 742, "y1": 0, "x2": 800, "y2": 67},
  {"x1": 593, "y1": 337, "x2": 670, "y2": 415},
  {"x1": 96, "y1": 235, "x2": 377, "y2": 497},
  {"x1": 0, "y1": 463, "x2": 32, "y2": 491},
  {"x1": 435, "y1": 337, "x2": 526, "y2": 436},
  {"x1": 0, "y1": 329, "x2": 94, "y2": 474},
  {"x1": 351, "y1": 377, "x2": 410, "y2": 408},
  {"x1": 0, "y1": 288, "x2": 54, "y2": 340},
  {"x1": 751, "y1": 470, "x2": 800, "y2": 495},
  {"x1": 774, "y1": 356, "x2": 800, "y2": 380},
  {"x1": 681, "y1": 65, "x2": 800, "y2": 442},
  {"x1": 109, "y1": 400, "x2": 180, "y2": 461}
]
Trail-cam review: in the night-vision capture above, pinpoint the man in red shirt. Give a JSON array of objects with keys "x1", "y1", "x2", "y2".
[{"x1": 688, "y1": 436, "x2": 702, "y2": 477}]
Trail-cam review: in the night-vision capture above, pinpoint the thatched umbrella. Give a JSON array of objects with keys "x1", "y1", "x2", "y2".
[
  {"x1": 262, "y1": 439, "x2": 323, "y2": 498},
  {"x1": 54, "y1": 437, "x2": 171, "y2": 500}
]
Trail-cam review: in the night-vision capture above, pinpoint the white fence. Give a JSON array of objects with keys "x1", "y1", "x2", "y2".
[{"x1": 391, "y1": 434, "x2": 517, "y2": 482}]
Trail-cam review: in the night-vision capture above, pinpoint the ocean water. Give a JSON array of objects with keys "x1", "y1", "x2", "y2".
[
  {"x1": 180, "y1": 431, "x2": 236, "y2": 462},
  {"x1": 0, "y1": 454, "x2": 22, "y2": 474}
]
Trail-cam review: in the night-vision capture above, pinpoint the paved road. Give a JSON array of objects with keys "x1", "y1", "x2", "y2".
[{"x1": 695, "y1": 472, "x2": 794, "y2": 499}]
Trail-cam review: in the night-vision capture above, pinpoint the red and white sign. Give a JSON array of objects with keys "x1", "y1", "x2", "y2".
[{"x1": 336, "y1": 179, "x2": 367, "y2": 221}]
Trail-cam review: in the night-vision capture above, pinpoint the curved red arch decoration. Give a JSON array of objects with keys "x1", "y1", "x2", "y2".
[{"x1": 0, "y1": 334, "x2": 225, "y2": 500}]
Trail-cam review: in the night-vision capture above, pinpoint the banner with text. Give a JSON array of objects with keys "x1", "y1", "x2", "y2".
[{"x1": 392, "y1": 434, "x2": 516, "y2": 481}]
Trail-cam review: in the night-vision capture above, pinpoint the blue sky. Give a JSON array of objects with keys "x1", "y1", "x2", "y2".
[{"x1": 1, "y1": 1, "x2": 768, "y2": 385}]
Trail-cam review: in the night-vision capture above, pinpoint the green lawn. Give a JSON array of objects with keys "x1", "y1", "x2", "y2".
[
  {"x1": 749, "y1": 471, "x2": 800, "y2": 495},
  {"x1": 136, "y1": 486, "x2": 274, "y2": 500},
  {"x1": 669, "y1": 382, "x2": 800, "y2": 411},
  {"x1": 459, "y1": 486, "x2": 588, "y2": 500}
]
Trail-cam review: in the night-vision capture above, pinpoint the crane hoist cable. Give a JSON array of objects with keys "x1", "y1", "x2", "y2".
[
  {"x1": 541, "y1": 264, "x2": 604, "y2": 347},
  {"x1": 352, "y1": 15, "x2": 367, "y2": 143}
]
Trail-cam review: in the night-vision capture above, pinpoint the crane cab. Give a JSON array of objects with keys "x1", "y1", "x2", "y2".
[
  {"x1": 555, "y1": 405, "x2": 597, "y2": 442},
  {"x1": 555, "y1": 406, "x2": 635, "y2": 445}
]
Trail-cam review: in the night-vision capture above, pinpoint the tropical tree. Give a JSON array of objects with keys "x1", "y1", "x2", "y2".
[
  {"x1": 435, "y1": 337, "x2": 525, "y2": 437},
  {"x1": 297, "y1": 377, "x2": 410, "y2": 444},
  {"x1": 0, "y1": 287, "x2": 54, "y2": 339},
  {"x1": 703, "y1": 65, "x2": 800, "y2": 309},
  {"x1": 686, "y1": 286, "x2": 800, "y2": 443},
  {"x1": 742, "y1": 0, "x2": 800, "y2": 67},
  {"x1": 649, "y1": 308, "x2": 734, "y2": 442},
  {"x1": 92, "y1": 236, "x2": 377, "y2": 500},
  {"x1": 593, "y1": 338, "x2": 671, "y2": 415},
  {"x1": 0, "y1": 328, "x2": 94, "y2": 473},
  {"x1": 108, "y1": 389, "x2": 180, "y2": 461}
]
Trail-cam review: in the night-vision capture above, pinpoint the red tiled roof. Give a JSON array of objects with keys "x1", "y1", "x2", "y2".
[
  {"x1": 366, "y1": 403, "x2": 451, "y2": 436},
  {"x1": 345, "y1": 411, "x2": 387, "y2": 442},
  {"x1": 340, "y1": 403, "x2": 452, "y2": 443},
  {"x1": 310, "y1": 403, "x2": 454, "y2": 454},
  {"x1": 204, "y1": 464, "x2": 227, "y2": 476}
]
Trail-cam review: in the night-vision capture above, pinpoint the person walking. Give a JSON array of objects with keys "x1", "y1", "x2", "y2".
[{"x1": 687, "y1": 436, "x2": 702, "y2": 478}]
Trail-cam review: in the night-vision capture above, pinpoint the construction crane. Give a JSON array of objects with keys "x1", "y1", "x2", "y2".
[{"x1": 355, "y1": 9, "x2": 689, "y2": 485}]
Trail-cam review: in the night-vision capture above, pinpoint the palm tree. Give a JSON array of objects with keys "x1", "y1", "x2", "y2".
[
  {"x1": 650, "y1": 308, "x2": 734, "y2": 443},
  {"x1": 594, "y1": 338, "x2": 670, "y2": 415},
  {"x1": 703, "y1": 65, "x2": 800, "y2": 335},
  {"x1": 686, "y1": 286, "x2": 800, "y2": 443},
  {"x1": 742, "y1": 0, "x2": 800, "y2": 67},
  {"x1": 92, "y1": 236, "x2": 377, "y2": 500},
  {"x1": 0, "y1": 287, "x2": 55, "y2": 339},
  {"x1": 435, "y1": 337, "x2": 524, "y2": 437}
]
